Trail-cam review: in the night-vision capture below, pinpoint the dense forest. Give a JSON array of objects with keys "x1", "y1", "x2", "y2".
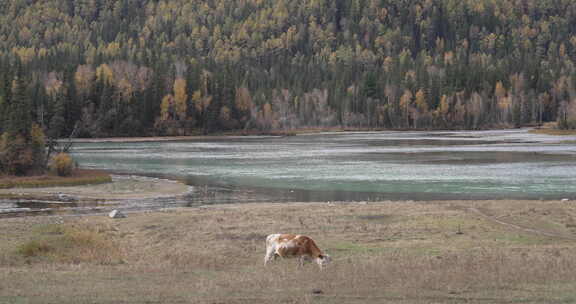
[{"x1": 2, "y1": 0, "x2": 576, "y2": 139}]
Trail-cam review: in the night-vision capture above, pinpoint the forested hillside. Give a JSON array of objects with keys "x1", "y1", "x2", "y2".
[{"x1": 2, "y1": 0, "x2": 576, "y2": 137}]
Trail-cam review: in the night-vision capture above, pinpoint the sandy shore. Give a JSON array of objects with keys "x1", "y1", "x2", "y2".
[{"x1": 0, "y1": 175, "x2": 192, "y2": 200}]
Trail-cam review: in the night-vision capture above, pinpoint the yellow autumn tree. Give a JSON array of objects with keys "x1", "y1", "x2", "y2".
[
  {"x1": 96, "y1": 64, "x2": 114, "y2": 85},
  {"x1": 438, "y1": 95, "x2": 450, "y2": 116},
  {"x1": 495, "y1": 81, "x2": 510, "y2": 122},
  {"x1": 74, "y1": 65, "x2": 95, "y2": 96},
  {"x1": 262, "y1": 102, "x2": 274, "y2": 130},
  {"x1": 495, "y1": 81, "x2": 506, "y2": 99},
  {"x1": 413, "y1": 89, "x2": 429, "y2": 128},
  {"x1": 235, "y1": 87, "x2": 253, "y2": 112},
  {"x1": 160, "y1": 94, "x2": 174, "y2": 121},
  {"x1": 193, "y1": 90, "x2": 212, "y2": 114},
  {"x1": 173, "y1": 78, "x2": 188, "y2": 120},
  {"x1": 434, "y1": 94, "x2": 452, "y2": 128},
  {"x1": 399, "y1": 89, "x2": 413, "y2": 128},
  {"x1": 415, "y1": 89, "x2": 428, "y2": 113}
]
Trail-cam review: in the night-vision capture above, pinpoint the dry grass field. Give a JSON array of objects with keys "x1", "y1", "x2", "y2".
[{"x1": 2, "y1": 199, "x2": 576, "y2": 303}]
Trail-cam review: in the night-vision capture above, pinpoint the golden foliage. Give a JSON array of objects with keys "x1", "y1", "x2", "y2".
[
  {"x1": 96, "y1": 64, "x2": 114, "y2": 85},
  {"x1": 12, "y1": 47, "x2": 36, "y2": 64},
  {"x1": 193, "y1": 90, "x2": 212, "y2": 113},
  {"x1": 43, "y1": 72, "x2": 63, "y2": 96},
  {"x1": 494, "y1": 81, "x2": 506, "y2": 99},
  {"x1": 438, "y1": 95, "x2": 450, "y2": 116},
  {"x1": 400, "y1": 90, "x2": 413, "y2": 110},
  {"x1": 74, "y1": 65, "x2": 95, "y2": 95},
  {"x1": 160, "y1": 94, "x2": 174, "y2": 121},
  {"x1": 30, "y1": 123, "x2": 45, "y2": 148},
  {"x1": 51, "y1": 152, "x2": 74, "y2": 177},
  {"x1": 173, "y1": 78, "x2": 188, "y2": 120},
  {"x1": 262, "y1": 102, "x2": 274, "y2": 128},
  {"x1": 235, "y1": 87, "x2": 253, "y2": 112},
  {"x1": 415, "y1": 89, "x2": 428, "y2": 113}
]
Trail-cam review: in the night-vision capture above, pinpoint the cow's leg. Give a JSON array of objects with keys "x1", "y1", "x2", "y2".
[
  {"x1": 264, "y1": 248, "x2": 276, "y2": 266},
  {"x1": 298, "y1": 256, "x2": 306, "y2": 267}
]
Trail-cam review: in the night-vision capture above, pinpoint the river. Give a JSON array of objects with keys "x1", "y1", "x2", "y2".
[
  {"x1": 2, "y1": 129, "x2": 575, "y2": 217},
  {"x1": 71, "y1": 129, "x2": 576, "y2": 202}
]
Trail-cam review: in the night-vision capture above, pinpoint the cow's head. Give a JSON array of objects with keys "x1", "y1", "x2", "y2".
[{"x1": 316, "y1": 254, "x2": 331, "y2": 269}]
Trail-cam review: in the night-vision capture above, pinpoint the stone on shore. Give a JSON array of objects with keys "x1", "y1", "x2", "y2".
[{"x1": 109, "y1": 209, "x2": 126, "y2": 218}]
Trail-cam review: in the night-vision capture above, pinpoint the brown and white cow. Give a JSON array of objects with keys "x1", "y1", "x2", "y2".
[{"x1": 264, "y1": 234, "x2": 331, "y2": 269}]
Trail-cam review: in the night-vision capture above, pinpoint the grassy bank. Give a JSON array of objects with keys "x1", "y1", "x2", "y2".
[
  {"x1": 2, "y1": 199, "x2": 576, "y2": 303},
  {"x1": 530, "y1": 128, "x2": 576, "y2": 136},
  {"x1": 0, "y1": 170, "x2": 112, "y2": 189}
]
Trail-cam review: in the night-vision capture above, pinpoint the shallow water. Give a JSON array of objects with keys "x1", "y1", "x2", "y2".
[
  {"x1": 72, "y1": 129, "x2": 576, "y2": 201},
  {"x1": 3, "y1": 129, "x2": 575, "y2": 217}
]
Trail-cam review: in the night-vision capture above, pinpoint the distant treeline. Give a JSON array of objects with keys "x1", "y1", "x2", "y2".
[{"x1": 2, "y1": 0, "x2": 576, "y2": 138}]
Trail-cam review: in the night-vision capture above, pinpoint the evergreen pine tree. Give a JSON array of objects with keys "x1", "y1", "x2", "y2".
[
  {"x1": 9, "y1": 63, "x2": 32, "y2": 137},
  {"x1": 48, "y1": 91, "x2": 66, "y2": 139}
]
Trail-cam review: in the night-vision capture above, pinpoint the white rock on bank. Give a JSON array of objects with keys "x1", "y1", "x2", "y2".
[
  {"x1": 561, "y1": 198, "x2": 570, "y2": 202},
  {"x1": 108, "y1": 209, "x2": 126, "y2": 219},
  {"x1": 57, "y1": 193, "x2": 76, "y2": 202}
]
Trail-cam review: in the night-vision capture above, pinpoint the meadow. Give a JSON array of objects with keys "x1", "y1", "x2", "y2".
[{"x1": 2, "y1": 199, "x2": 576, "y2": 303}]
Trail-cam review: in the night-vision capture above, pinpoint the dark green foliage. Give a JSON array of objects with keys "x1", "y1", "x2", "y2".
[
  {"x1": 48, "y1": 92, "x2": 66, "y2": 138},
  {"x1": 1, "y1": 133, "x2": 35, "y2": 175},
  {"x1": 8, "y1": 67, "x2": 32, "y2": 136}
]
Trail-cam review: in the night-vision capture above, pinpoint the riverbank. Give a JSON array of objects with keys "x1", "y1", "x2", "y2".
[
  {"x1": 2, "y1": 199, "x2": 576, "y2": 303},
  {"x1": 63, "y1": 125, "x2": 576, "y2": 145},
  {"x1": 0, "y1": 174, "x2": 191, "y2": 201},
  {"x1": 0, "y1": 170, "x2": 111, "y2": 190},
  {"x1": 64, "y1": 129, "x2": 351, "y2": 143}
]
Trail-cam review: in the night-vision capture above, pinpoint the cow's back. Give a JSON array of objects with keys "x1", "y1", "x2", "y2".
[
  {"x1": 267, "y1": 234, "x2": 321, "y2": 257},
  {"x1": 266, "y1": 233, "x2": 282, "y2": 247}
]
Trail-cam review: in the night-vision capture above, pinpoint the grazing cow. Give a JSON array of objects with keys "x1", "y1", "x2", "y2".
[{"x1": 264, "y1": 234, "x2": 331, "y2": 269}]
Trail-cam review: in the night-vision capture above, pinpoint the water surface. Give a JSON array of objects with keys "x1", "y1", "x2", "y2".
[{"x1": 70, "y1": 129, "x2": 576, "y2": 203}]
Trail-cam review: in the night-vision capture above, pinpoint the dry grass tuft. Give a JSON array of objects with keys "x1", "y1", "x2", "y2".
[{"x1": 14, "y1": 222, "x2": 123, "y2": 265}]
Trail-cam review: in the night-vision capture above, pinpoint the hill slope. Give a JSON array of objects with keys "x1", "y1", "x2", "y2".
[{"x1": 1, "y1": 0, "x2": 576, "y2": 136}]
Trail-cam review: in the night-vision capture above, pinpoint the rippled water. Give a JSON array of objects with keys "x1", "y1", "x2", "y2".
[{"x1": 70, "y1": 129, "x2": 576, "y2": 202}]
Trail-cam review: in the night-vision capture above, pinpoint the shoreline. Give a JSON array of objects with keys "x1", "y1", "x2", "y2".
[
  {"x1": 61, "y1": 126, "x2": 574, "y2": 144},
  {"x1": 0, "y1": 174, "x2": 192, "y2": 201}
]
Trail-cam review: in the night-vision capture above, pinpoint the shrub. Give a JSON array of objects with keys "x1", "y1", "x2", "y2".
[{"x1": 51, "y1": 152, "x2": 74, "y2": 176}]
